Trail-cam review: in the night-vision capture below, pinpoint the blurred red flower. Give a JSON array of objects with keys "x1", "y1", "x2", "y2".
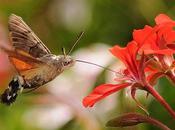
[
  {"x1": 0, "y1": 52, "x2": 11, "y2": 87},
  {"x1": 0, "y1": 23, "x2": 11, "y2": 88}
]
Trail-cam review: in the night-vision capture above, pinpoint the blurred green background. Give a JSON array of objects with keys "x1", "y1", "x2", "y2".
[{"x1": 0, "y1": 0, "x2": 175, "y2": 130}]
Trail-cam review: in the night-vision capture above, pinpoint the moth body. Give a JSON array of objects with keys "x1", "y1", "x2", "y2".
[{"x1": 23, "y1": 54, "x2": 75, "y2": 89}]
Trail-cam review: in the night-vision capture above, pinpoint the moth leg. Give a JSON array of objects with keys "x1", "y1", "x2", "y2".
[
  {"x1": 19, "y1": 87, "x2": 24, "y2": 93},
  {"x1": 23, "y1": 76, "x2": 44, "y2": 93},
  {"x1": 24, "y1": 87, "x2": 41, "y2": 93}
]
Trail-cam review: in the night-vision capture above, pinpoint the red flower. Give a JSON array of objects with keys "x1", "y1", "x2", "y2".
[
  {"x1": 83, "y1": 41, "x2": 148, "y2": 108},
  {"x1": 155, "y1": 14, "x2": 175, "y2": 49},
  {"x1": 133, "y1": 14, "x2": 175, "y2": 85},
  {"x1": 83, "y1": 14, "x2": 175, "y2": 119}
]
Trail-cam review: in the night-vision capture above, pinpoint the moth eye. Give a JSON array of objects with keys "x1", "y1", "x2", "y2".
[{"x1": 64, "y1": 61, "x2": 70, "y2": 66}]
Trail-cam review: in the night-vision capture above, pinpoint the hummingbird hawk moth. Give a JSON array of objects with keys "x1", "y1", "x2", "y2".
[
  {"x1": 0, "y1": 14, "x2": 115, "y2": 105},
  {"x1": 0, "y1": 14, "x2": 77, "y2": 105}
]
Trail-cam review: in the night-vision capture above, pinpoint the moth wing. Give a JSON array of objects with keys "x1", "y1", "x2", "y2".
[
  {"x1": 1, "y1": 46, "x2": 46, "y2": 75},
  {"x1": 9, "y1": 50, "x2": 50, "y2": 89},
  {"x1": 8, "y1": 49, "x2": 50, "y2": 82},
  {"x1": 8, "y1": 14, "x2": 51, "y2": 58}
]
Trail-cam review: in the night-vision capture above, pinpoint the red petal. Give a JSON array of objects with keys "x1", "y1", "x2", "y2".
[
  {"x1": 155, "y1": 14, "x2": 173, "y2": 25},
  {"x1": 109, "y1": 44, "x2": 126, "y2": 62},
  {"x1": 110, "y1": 41, "x2": 138, "y2": 63},
  {"x1": 83, "y1": 83, "x2": 130, "y2": 107},
  {"x1": 110, "y1": 41, "x2": 139, "y2": 78},
  {"x1": 133, "y1": 25, "x2": 156, "y2": 48},
  {"x1": 148, "y1": 49, "x2": 175, "y2": 55},
  {"x1": 157, "y1": 23, "x2": 175, "y2": 44},
  {"x1": 127, "y1": 41, "x2": 138, "y2": 60}
]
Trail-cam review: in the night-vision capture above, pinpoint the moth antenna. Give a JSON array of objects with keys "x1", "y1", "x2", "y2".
[
  {"x1": 68, "y1": 31, "x2": 84, "y2": 55},
  {"x1": 62, "y1": 47, "x2": 66, "y2": 57},
  {"x1": 76, "y1": 59, "x2": 117, "y2": 73}
]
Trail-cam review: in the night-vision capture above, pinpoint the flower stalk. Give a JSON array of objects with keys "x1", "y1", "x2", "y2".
[
  {"x1": 166, "y1": 71, "x2": 175, "y2": 85},
  {"x1": 146, "y1": 85, "x2": 175, "y2": 119}
]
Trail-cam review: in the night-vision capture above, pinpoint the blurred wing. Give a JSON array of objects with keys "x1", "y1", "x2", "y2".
[
  {"x1": 8, "y1": 14, "x2": 51, "y2": 58},
  {"x1": 1, "y1": 46, "x2": 45, "y2": 76},
  {"x1": 8, "y1": 49, "x2": 50, "y2": 81}
]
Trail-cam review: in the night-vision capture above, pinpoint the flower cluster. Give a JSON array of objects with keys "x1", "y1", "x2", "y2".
[{"x1": 83, "y1": 14, "x2": 175, "y2": 119}]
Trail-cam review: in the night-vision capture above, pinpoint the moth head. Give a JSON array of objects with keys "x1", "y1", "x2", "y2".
[
  {"x1": 60, "y1": 55, "x2": 75, "y2": 69},
  {"x1": 59, "y1": 31, "x2": 84, "y2": 70},
  {"x1": 59, "y1": 47, "x2": 74, "y2": 68}
]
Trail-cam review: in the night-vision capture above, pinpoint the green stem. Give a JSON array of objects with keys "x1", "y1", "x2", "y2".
[{"x1": 146, "y1": 85, "x2": 175, "y2": 119}]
